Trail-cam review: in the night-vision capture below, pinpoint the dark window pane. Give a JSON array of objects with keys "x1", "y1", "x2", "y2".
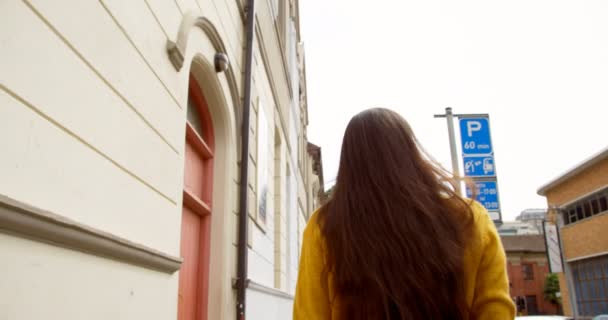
[
  {"x1": 587, "y1": 264, "x2": 595, "y2": 280},
  {"x1": 597, "y1": 279, "x2": 606, "y2": 300},
  {"x1": 522, "y1": 264, "x2": 534, "y2": 280},
  {"x1": 573, "y1": 266, "x2": 579, "y2": 280},
  {"x1": 582, "y1": 281, "x2": 590, "y2": 300},
  {"x1": 577, "y1": 205, "x2": 584, "y2": 220},
  {"x1": 592, "y1": 301, "x2": 602, "y2": 317},
  {"x1": 580, "y1": 302, "x2": 586, "y2": 317},
  {"x1": 600, "y1": 195, "x2": 608, "y2": 212},
  {"x1": 584, "y1": 202, "x2": 592, "y2": 218},
  {"x1": 568, "y1": 209, "x2": 576, "y2": 224},
  {"x1": 601, "y1": 301, "x2": 608, "y2": 314},
  {"x1": 577, "y1": 263, "x2": 587, "y2": 281},
  {"x1": 592, "y1": 198, "x2": 600, "y2": 215},
  {"x1": 591, "y1": 280, "x2": 599, "y2": 299},
  {"x1": 575, "y1": 279, "x2": 583, "y2": 304},
  {"x1": 187, "y1": 97, "x2": 204, "y2": 138}
]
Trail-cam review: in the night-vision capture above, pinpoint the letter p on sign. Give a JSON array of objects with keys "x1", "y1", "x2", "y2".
[{"x1": 467, "y1": 121, "x2": 482, "y2": 137}]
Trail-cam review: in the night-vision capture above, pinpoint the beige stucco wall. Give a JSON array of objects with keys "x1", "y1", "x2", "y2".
[
  {"x1": 0, "y1": 233, "x2": 180, "y2": 320},
  {"x1": 545, "y1": 159, "x2": 608, "y2": 206},
  {"x1": 1, "y1": 0, "x2": 311, "y2": 319}
]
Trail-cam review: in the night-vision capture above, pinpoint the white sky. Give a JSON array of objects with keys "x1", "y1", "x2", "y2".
[{"x1": 300, "y1": 0, "x2": 608, "y2": 221}]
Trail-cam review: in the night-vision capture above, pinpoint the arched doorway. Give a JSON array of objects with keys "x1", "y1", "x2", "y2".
[{"x1": 178, "y1": 75, "x2": 215, "y2": 320}]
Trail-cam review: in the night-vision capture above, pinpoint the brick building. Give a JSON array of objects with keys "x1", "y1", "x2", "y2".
[
  {"x1": 502, "y1": 235, "x2": 559, "y2": 315},
  {"x1": 538, "y1": 147, "x2": 608, "y2": 318}
]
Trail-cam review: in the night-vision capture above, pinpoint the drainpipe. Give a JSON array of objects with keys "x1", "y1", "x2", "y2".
[{"x1": 236, "y1": 0, "x2": 255, "y2": 318}]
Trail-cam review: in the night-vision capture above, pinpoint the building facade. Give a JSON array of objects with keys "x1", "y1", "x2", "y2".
[
  {"x1": 502, "y1": 235, "x2": 559, "y2": 315},
  {"x1": 538, "y1": 147, "x2": 608, "y2": 318},
  {"x1": 0, "y1": 0, "x2": 322, "y2": 319},
  {"x1": 499, "y1": 221, "x2": 541, "y2": 236},
  {"x1": 516, "y1": 208, "x2": 548, "y2": 235}
]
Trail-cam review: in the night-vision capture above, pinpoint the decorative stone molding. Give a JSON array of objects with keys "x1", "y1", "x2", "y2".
[
  {"x1": 166, "y1": 11, "x2": 241, "y2": 129},
  {"x1": 166, "y1": 12, "x2": 229, "y2": 72},
  {"x1": 0, "y1": 194, "x2": 182, "y2": 274},
  {"x1": 247, "y1": 280, "x2": 294, "y2": 300}
]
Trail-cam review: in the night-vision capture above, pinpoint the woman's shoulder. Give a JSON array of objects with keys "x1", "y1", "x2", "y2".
[
  {"x1": 464, "y1": 199, "x2": 499, "y2": 248},
  {"x1": 304, "y1": 208, "x2": 324, "y2": 239}
]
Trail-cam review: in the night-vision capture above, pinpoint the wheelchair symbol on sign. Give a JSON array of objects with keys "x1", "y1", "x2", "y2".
[{"x1": 463, "y1": 156, "x2": 495, "y2": 177}]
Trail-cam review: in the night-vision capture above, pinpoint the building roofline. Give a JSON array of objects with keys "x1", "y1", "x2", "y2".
[
  {"x1": 307, "y1": 142, "x2": 324, "y2": 192},
  {"x1": 537, "y1": 146, "x2": 608, "y2": 196},
  {"x1": 500, "y1": 234, "x2": 546, "y2": 253}
]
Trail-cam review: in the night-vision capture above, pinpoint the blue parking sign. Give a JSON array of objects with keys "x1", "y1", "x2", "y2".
[
  {"x1": 465, "y1": 180, "x2": 500, "y2": 212},
  {"x1": 460, "y1": 118, "x2": 493, "y2": 155},
  {"x1": 463, "y1": 156, "x2": 495, "y2": 177}
]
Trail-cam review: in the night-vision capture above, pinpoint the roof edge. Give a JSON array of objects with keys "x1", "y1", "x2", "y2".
[{"x1": 537, "y1": 146, "x2": 608, "y2": 196}]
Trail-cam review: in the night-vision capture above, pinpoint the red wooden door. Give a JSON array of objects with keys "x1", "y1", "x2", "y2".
[{"x1": 178, "y1": 76, "x2": 215, "y2": 320}]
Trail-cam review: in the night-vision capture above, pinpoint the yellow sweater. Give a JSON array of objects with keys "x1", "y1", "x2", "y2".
[{"x1": 293, "y1": 201, "x2": 516, "y2": 319}]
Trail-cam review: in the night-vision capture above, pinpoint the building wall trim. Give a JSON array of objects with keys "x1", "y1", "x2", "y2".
[
  {"x1": 555, "y1": 185, "x2": 608, "y2": 208},
  {"x1": 166, "y1": 11, "x2": 240, "y2": 120},
  {"x1": 254, "y1": 21, "x2": 292, "y2": 157},
  {"x1": 561, "y1": 210, "x2": 608, "y2": 229},
  {"x1": 247, "y1": 280, "x2": 294, "y2": 301},
  {"x1": 538, "y1": 147, "x2": 608, "y2": 196},
  {"x1": 0, "y1": 194, "x2": 182, "y2": 274},
  {"x1": 566, "y1": 250, "x2": 608, "y2": 263}
]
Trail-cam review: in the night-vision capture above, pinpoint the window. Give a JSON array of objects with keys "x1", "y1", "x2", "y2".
[
  {"x1": 522, "y1": 263, "x2": 534, "y2": 280},
  {"x1": 564, "y1": 187, "x2": 608, "y2": 225},
  {"x1": 584, "y1": 202, "x2": 593, "y2": 218},
  {"x1": 600, "y1": 195, "x2": 608, "y2": 212},
  {"x1": 576, "y1": 205, "x2": 584, "y2": 221},
  {"x1": 572, "y1": 255, "x2": 608, "y2": 316},
  {"x1": 273, "y1": 127, "x2": 283, "y2": 289},
  {"x1": 257, "y1": 102, "x2": 270, "y2": 225}
]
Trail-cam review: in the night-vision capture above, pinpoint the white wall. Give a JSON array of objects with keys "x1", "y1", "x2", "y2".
[
  {"x1": 247, "y1": 288, "x2": 294, "y2": 320},
  {"x1": 0, "y1": 234, "x2": 178, "y2": 320},
  {"x1": 0, "y1": 0, "x2": 241, "y2": 318},
  {"x1": 1, "y1": 0, "x2": 311, "y2": 318}
]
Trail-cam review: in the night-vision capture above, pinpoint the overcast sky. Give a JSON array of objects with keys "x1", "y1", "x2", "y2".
[{"x1": 300, "y1": 0, "x2": 608, "y2": 221}]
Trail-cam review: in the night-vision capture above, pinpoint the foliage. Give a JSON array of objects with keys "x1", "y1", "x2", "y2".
[{"x1": 544, "y1": 273, "x2": 561, "y2": 305}]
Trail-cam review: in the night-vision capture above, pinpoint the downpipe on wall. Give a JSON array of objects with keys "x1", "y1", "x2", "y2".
[{"x1": 235, "y1": 0, "x2": 256, "y2": 318}]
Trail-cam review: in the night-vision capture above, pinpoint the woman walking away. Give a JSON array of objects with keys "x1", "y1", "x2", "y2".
[{"x1": 293, "y1": 108, "x2": 515, "y2": 319}]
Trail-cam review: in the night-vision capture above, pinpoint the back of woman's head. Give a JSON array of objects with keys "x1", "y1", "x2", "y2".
[{"x1": 319, "y1": 108, "x2": 473, "y2": 320}]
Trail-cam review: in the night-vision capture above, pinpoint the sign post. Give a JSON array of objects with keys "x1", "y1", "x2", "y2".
[
  {"x1": 433, "y1": 107, "x2": 462, "y2": 194},
  {"x1": 435, "y1": 110, "x2": 502, "y2": 223},
  {"x1": 458, "y1": 115, "x2": 502, "y2": 223}
]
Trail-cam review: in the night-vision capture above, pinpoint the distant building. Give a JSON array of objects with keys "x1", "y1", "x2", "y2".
[
  {"x1": 499, "y1": 221, "x2": 541, "y2": 236},
  {"x1": 517, "y1": 209, "x2": 547, "y2": 234},
  {"x1": 307, "y1": 143, "x2": 325, "y2": 210},
  {"x1": 538, "y1": 147, "x2": 608, "y2": 318},
  {"x1": 502, "y1": 235, "x2": 559, "y2": 316}
]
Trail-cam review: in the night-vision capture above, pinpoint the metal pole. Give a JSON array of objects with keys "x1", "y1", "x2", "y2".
[
  {"x1": 434, "y1": 108, "x2": 462, "y2": 194},
  {"x1": 445, "y1": 107, "x2": 462, "y2": 194},
  {"x1": 446, "y1": 108, "x2": 460, "y2": 175}
]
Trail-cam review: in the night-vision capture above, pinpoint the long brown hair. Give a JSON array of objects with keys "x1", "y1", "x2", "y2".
[{"x1": 319, "y1": 108, "x2": 473, "y2": 319}]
